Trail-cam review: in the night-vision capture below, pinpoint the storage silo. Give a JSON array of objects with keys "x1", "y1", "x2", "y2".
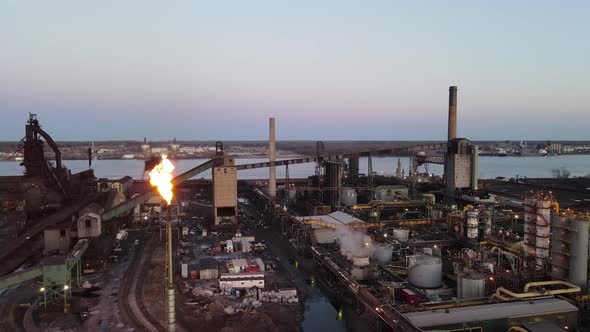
[
  {"x1": 340, "y1": 188, "x2": 357, "y2": 207},
  {"x1": 457, "y1": 273, "x2": 485, "y2": 299},
  {"x1": 570, "y1": 219, "x2": 589, "y2": 292},
  {"x1": 550, "y1": 216, "x2": 570, "y2": 280},
  {"x1": 408, "y1": 256, "x2": 442, "y2": 288},
  {"x1": 373, "y1": 245, "x2": 393, "y2": 264}
]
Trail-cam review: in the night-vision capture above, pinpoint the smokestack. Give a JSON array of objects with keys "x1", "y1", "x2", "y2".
[
  {"x1": 448, "y1": 86, "x2": 457, "y2": 141},
  {"x1": 269, "y1": 117, "x2": 276, "y2": 200}
]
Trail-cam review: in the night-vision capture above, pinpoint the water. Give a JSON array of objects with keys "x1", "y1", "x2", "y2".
[
  {"x1": 302, "y1": 296, "x2": 346, "y2": 331},
  {"x1": 1, "y1": 155, "x2": 589, "y2": 179}
]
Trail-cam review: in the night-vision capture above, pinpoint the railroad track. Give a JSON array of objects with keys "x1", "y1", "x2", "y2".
[{"x1": 119, "y1": 232, "x2": 164, "y2": 331}]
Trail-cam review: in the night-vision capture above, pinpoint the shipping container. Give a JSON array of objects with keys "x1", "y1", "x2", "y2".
[{"x1": 398, "y1": 288, "x2": 425, "y2": 305}]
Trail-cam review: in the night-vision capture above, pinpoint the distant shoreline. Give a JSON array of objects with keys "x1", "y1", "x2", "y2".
[{"x1": 3, "y1": 153, "x2": 590, "y2": 162}]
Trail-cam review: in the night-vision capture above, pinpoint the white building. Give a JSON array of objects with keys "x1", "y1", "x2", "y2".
[
  {"x1": 77, "y1": 213, "x2": 102, "y2": 238},
  {"x1": 219, "y1": 272, "x2": 265, "y2": 290}
]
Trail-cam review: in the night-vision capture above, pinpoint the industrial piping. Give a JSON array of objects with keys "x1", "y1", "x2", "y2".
[
  {"x1": 269, "y1": 117, "x2": 276, "y2": 200},
  {"x1": 448, "y1": 86, "x2": 457, "y2": 141},
  {"x1": 492, "y1": 280, "x2": 581, "y2": 301}
]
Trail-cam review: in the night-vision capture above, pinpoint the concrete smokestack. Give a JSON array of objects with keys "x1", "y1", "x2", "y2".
[
  {"x1": 269, "y1": 117, "x2": 276, "y2": 200},
  {"x1": 448, "y1": 86, "x2": 457, "y2": 141}
]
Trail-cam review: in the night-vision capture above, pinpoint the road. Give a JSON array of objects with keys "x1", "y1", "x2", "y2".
[{"x1": 0, "y1": 281, "x2": 37, "y2": 332}]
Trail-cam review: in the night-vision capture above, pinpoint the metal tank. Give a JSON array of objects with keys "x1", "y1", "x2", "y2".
[
  {"x1": 407, "y1": 255, "x2": 442, "y2": 289},
  {"x1": 393, "y1": 229, "x2": 409, "y2": 242},
  {"x1": 373, "y1": 245, "x2": 393, "y2": 264},
  {"x1": 340, "y1": 188, "x2": 357, "y2": 207},
  {"x1": 550, "y1": 216, "x2": 570, "y2": 280},
  {"x1": 466, "y1": 210, "x2": 479, "y2": 239},
  {"x1": 457, "y1": 273, "x2": 485, "y2": 299},
  {"x1": 570, "y1": 219, "x2": 589, "y2": 292}
]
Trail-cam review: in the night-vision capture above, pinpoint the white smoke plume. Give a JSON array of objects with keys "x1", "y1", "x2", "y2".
[{"x1": 336, "y1": 225, "x2": 373, "y2": 258}]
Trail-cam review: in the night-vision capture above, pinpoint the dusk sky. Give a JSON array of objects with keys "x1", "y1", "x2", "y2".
[{"x1": 1, "y1": 1, "x2": 588, "y2": 141}]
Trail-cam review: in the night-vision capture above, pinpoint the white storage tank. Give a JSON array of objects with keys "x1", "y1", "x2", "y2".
[
  {"x1": 373, "y1": 245, "x2": 393, "y2": 264},
  {"x1": 457, "y1": 273, "x2": 485, "y2": 299},
  {"x1": 340, "y1": 188, "x2": 357, "y2": 207},
  {"x1": 408, "y1": 255, "x2": 442, "y2": 289},
  {"x1": 393, "y1": 229, "x2": 409, "y2": 241}
]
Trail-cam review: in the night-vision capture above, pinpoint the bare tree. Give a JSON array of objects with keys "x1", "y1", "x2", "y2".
[{"x1": 552, "y1": 167, "x2": 571, "y2": 179}]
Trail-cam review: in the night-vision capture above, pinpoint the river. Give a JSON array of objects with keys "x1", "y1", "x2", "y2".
[{"x1": 1, "y1": 155, "x2": 589, "y2": 179}]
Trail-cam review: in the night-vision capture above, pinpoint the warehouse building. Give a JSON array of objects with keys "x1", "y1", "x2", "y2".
[{"x1": 219, "y1": 272, "x2": 265, "y2": 290}]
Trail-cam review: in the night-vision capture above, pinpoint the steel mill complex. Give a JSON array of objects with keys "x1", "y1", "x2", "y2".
[{"x1": 0, "y1": 87, "x2": 589, "y2": 332}]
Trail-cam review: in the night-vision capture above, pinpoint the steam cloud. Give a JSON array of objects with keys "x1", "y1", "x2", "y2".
[{"x1": 336, "y1": 225, "x2": 373, "y2": 258}]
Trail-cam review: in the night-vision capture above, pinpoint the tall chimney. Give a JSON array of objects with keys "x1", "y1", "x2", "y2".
[
  {"x1": 448, "y1": 86, "x2": 458, "y2": 141},
  {"x1": 269, "y1": 117, "x2": 276, "y2": 200}
]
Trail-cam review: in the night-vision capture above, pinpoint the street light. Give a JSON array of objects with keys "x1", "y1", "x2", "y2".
[
  {"x1": 63, "y1": 285, "x2": 69, "y2": 291},
  {"x1": 40, "y1": 287, "x2": 45, "y2": 292}
]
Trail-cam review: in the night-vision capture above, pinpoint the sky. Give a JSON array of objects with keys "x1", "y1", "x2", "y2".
[{"x1": 0, "y1": 1, "x2": 589, "y2": 141}]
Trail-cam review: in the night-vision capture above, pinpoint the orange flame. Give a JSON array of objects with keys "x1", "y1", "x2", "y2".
[{"x1": 149, "y1": 155, "x2": 175, "y2": 205}]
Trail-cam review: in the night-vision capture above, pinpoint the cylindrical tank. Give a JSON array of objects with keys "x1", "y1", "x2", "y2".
[
  {"x1": 373, "y1": 245, "x2": 393, "y2": 264},
  {"x1": 393, "y1": 229, "x2": 409, "y2": 242},
  {"x1": 408, "y1": 256, "x2": 442, "y2": 288},
  {"x1": 570, "y1": 219, "x2": 589, "y2": 292},
  {"x1": 458, "y1": 273, "x2": 485, "y2": 299},
  {"x1": 340, "y1": 188, "x2": 357, "y2": 207},
  {"x1": 551, "y1": 216, "x2": 569, "y2": 280},
  {"x1": 466, "y1": 210, "x2": 479, "y2": 239},
  {"x1": 287, "y1": 189, "x2": 297, "y2": 200},
  {"x1": 352, "y1": 256, "x2": 370, "y2": 267}
]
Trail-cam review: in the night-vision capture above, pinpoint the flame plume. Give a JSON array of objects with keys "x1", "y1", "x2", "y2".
[{"x1": 149, "y1": 155, "x2": 175, "y2": 205}]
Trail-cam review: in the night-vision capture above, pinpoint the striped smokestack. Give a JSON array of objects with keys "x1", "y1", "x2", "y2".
[
  {"x1": 448, "y1": 86, "x2": 457, "y2": 141},
  {"x1": 269, "y1": 117, "x2": 276, "y2": 200}
]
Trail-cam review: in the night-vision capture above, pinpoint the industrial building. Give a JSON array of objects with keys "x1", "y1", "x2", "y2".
[
  {"x1": 219, "y1": 272, "x2": 265, "y2": 290},
  {"x1": 0, "y1": 87, "x2": 589, "y2": 332},
  {"x1": 212, "y1": 157, "x2": 238, "y2": 225}
]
